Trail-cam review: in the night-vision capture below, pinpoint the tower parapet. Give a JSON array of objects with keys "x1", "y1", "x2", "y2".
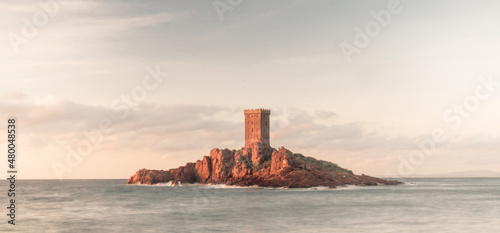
[
  {"x1": 244, "y1": 109, "x2": 271, "y2": 115},
  {"x1": 244, "y1": 109, "x2": 271, "y2": 148}
]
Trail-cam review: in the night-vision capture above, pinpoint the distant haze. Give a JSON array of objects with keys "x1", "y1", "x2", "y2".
[{"x1": 413, "y1": 170, "x2": 500, "y2": 178}]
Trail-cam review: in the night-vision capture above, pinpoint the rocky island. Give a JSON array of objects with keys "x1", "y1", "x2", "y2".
[{"x1": 127, "y1": 109, "x2": 402, "y2": 188}]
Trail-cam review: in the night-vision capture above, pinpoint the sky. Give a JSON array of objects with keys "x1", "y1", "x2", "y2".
[{"x1": 1, "y1": 0, "x2": 499, "y2": 179}]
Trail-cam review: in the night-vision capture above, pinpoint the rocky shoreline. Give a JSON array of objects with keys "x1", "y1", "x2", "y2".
[{"x1": 127, "y1": 145, "x2": 402, "y2": 188}]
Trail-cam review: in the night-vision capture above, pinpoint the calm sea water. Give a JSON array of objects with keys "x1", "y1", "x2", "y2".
[{"x1": 1, "y1": 178, "x2": 499, "y2": 233}]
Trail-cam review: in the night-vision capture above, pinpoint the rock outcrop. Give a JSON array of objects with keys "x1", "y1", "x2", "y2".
[{"x1": 126, "y1": 145, "x2": 402, "y2": 188}]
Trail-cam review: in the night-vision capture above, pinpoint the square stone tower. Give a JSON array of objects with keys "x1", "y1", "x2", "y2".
[{"x1": 244, "y1": 109, "x2": 271, "y2": 148}]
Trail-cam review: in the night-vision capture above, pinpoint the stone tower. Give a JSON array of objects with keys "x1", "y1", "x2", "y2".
[{"x1": 244, "y1": 109, "x2": 271, "y2": 148}]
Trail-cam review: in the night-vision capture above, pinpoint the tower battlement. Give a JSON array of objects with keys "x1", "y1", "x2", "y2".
[
  {"x1": 244, "y1": 109, "x2": 271, "y2": 148},
  {"x1": 243, "y1": 109, "x2": 271, "y2": 114}
]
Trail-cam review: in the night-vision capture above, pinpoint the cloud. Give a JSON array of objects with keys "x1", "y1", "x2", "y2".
[
  {"x1": 0, "y1": 93, "x2": 412, "y2": 158},
  {"x1": 62, "y1": 12, "x2": 185, "y2": 33},
  {"x1": 0, "y1": 93, "x2": 243, "y2": 154},
  {"x1": 0, "y1": 90, "x2": 27, "y2": 101},
  {"x1": 1, "y1": 92, "x2": 498, "y2": 178},
  {"x1": 271, "y1": 108, "x2": 413, "y2": 151},
  {"x1": 314, "y1": 109, "x2": 338, "y2": 119}
]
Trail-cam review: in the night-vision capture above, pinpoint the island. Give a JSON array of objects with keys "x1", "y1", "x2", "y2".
[{"x1": 127, "y1": 109, "x2": 402, "y2": 188}]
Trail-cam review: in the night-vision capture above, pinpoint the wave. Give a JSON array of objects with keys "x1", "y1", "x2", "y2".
[
  {"x1": 129, "y1": 182, "x2": 377, "y2": 191},
  {"x1": 128, "y1": 180, "x2": 182, "y2": 186},
  {"x1": 334, "y1": 185, "x2": 361, "y2": 190},
  {"x1": 203, "y1": 184, "x2": 262, "y2": 189}
]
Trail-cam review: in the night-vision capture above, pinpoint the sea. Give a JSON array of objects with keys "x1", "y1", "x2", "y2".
[{"x1": 1, "y1": 178, "x2": 499, "y2": 233}]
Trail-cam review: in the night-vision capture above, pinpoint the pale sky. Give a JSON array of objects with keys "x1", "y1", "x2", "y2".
[{"x1": 1, "y1": 0, "x2": 499, "y2": 179}]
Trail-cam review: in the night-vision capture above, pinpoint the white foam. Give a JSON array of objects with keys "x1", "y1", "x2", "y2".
[
  {"x1": 334, "y1": 185, "x2": 361, "y2": 190},
  {"x1": 308, "y1": 186, "x2": 334, "y2": 190},
  {"x1": 150, "y1": 180, "x2": 182, "y2": 186},
  {"x1": 204, "y1": 184, "x2": 262, "y2": 189},
  {"x1": 130, "y1": 182, "x2": 373, "y2": 191}
]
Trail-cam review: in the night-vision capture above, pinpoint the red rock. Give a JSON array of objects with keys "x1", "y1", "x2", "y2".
[
  {"x1": 194, "y1": 156, "x2": 211, "y2": 183},
  {"x1": 126, "y1": 144, "x2": 403, "y2": 188}
]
